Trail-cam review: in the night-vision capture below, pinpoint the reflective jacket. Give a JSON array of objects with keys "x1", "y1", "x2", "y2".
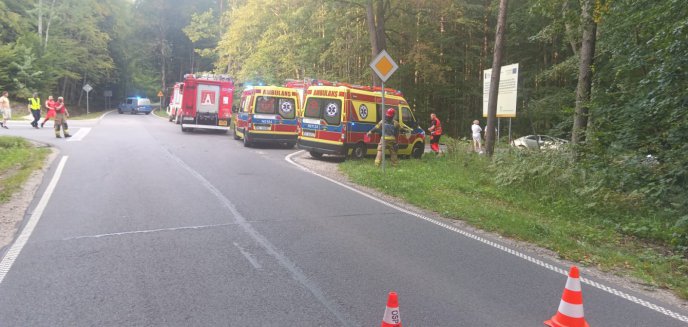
[
  {"x1": 430, "y1": 117, "x2": 442, "y2": 136},
  {"x1": 28, "y1": 97, "x2": 41, "y2": 110}
]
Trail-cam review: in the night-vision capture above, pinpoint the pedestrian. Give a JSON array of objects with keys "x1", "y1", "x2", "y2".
[
  {"x1": 0, "y1": 91, "x2": 11, "y2": 129},
  {"x1": 472, "y1": 119, "x2": 483, "y2": 153},
  {"x1": 428, "y1": 113, "x2": 443, "y2": 154},
  {"x1": 41, "y1": 95, "x2": 56, "y2": 128},
  {"x1": 54, "y1": 97, "x2": 71, "y2": 138},
  {"x1": 367, "y1": 108, "x2": 399, "y2": 167},
  {"x1": 28, "y1": 92, "x2": 41, "y2": 128}
]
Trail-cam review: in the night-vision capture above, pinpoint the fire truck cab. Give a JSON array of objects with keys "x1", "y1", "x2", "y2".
[
  {"x1": 232, "y1": 85, "x2": 300, "y2": 147},
  {"x1": 179, "y1": 74, "x2": 234, "y2": 133},
  {"x1": 297, "y1": 83, "x2": 425, "y2": 159},
  {"x1": 167, "y1": 82, "x2": 184, "y2": 123}
]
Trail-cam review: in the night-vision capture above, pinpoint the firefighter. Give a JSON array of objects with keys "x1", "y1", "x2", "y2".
[
  {"x1": 27, "y1": 92, "x2": 41, "y2": 128},
  {"x1": 367, "y1": 108, "x2": 399, "y2": 167},
  {"x1": 54, "y1": 97, "x2": 71, "y2": 138},
  {"x1": 428, "y1": 112, "x2": 442, "y2": 154}
]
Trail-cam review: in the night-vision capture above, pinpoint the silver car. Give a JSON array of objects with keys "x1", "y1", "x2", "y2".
[{"x1": 511, "y1": 135, "x2": 569, "y2": 150}]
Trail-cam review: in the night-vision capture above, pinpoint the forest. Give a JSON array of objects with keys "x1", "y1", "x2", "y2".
[{"x1": 0, "y1": 1, "x2": 686, "y2": 253}]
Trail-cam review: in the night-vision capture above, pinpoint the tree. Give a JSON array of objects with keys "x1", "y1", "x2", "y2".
[
  {"x1": 485, "y1": 0, "x2": 509, "y2": 156},
  {"x1": 571, "y1": 0, "x2": 596, "y2": 145}
]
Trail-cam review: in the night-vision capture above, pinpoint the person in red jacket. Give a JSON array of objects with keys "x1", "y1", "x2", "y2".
[
  {"x1": 428, "y1": 113, "x2": 442, "y2": 154},
  {"x1": 54, "y1": 97, "x2": 71, "y2": 138},
  {"x1": 41, "y1": 95, "x2": 57, "y2": 128}
]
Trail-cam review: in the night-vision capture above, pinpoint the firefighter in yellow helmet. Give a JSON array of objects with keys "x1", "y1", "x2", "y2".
[{"x1": 367, "y1": 108, "x2": 400, "y2": 167}]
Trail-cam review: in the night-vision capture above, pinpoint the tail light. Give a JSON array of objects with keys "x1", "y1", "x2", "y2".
[
  {"x1": 341, "y1": 124, "x2": 347, "y2": 141},
  {"x1": 248, "y1": 115, "x2": 253, "y2": 129}
]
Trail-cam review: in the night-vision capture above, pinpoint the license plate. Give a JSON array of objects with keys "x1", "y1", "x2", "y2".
[
  {"x1": 254, "y1": 125, "x2": 271, "y2": 131},
  {"x1": 218, "y1": 120, "x2": 227, "y2": 126},
  {"x1": 303, "y1": 131, "x2": 316, "y2": 137}
]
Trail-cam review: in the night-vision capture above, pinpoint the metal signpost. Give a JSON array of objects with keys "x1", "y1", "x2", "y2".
[
  {"x1": 370, "y1": 50, "x2": 399, "y2": 172},
  {"x1": 83, "y1": 83, "x2": 93, "y2": 114},
  {"x1": 104, "y1": 90, "x2": 112, "y2": 110},
  {"x1": 483, "y1": 63, "x2": 519, "y2": 142},
  {"x1": 158, "y1": 90, "x2": 164, "y2": 113}
]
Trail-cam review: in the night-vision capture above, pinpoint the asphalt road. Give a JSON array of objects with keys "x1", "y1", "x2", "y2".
[{"x1": 0, "y1": 113, "x2": 685, "y2": 326}]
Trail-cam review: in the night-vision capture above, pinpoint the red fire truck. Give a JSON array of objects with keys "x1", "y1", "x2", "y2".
[
  {"x1": 167, "y1": 82, "x2": 184, "y2": 123},
  {"x1": 178, "y1": 74, "x2": 235, "y2": 133}
]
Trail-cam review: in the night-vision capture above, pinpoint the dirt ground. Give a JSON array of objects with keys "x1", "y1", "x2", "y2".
[{"x1": 290, "y1": 150, "x2": 688, "y2": 312}]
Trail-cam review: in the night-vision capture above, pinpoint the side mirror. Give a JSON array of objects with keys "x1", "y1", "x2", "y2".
[{"x1": 231, "y1": 105, "x2": 238, "y2": 113}]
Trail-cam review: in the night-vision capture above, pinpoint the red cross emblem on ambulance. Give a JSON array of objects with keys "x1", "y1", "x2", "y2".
[{"x1": 201, "y1": 91, "x2": 215, "y2": 105}]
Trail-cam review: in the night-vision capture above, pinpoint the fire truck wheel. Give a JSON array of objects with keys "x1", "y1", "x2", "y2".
[
  {"x1": 411, "y1": 143, "x2": 424, "y2": 159},
  {"x1": 310, "y1": 151, "x2": 323, "y2": 159},
  {"x1": 243, "y1": 132, "x2": 252, "y2": 147},
  {"x1": 351, "y1": 142, "x2": 366, "y2": 159},
  {"x1": 168, "y1": 115, "x2": 173, "y2": 122}
]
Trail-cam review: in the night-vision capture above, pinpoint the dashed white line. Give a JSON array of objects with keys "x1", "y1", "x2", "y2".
[
  {"x1": 0, "y1": 156, "x2": 69, "y2": 285},
  {"x1": 233, "y1": 242, "x2": 262, "y2": 270},
  {"x1": 284, "y1": 150, "x2": 688, "y2": 324}
]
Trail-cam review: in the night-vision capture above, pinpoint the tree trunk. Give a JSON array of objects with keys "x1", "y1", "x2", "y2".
[
  {"x1": 44, "y1": 0, "x2": 57, "y2": 49},
  {"x1": 485, "y1": 0, "x2": 508, "y2": 157},
  {"x1": 571, "y1": 0, "x2": 597, "y2": 145},
  {"x1": 38, "y1": 0, "x2": 43, "y2": 40},
  {"x1": 366, "y1": 0, "x2": 386, "y2": 86}
]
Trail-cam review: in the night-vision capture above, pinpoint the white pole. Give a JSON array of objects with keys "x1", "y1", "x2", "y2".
[
  {"x1": 381, "y1": 82, "x2": 386, "y2": 172},
  {"x1": 86, "y1": 92, "x2": 89, "y2": 114}
]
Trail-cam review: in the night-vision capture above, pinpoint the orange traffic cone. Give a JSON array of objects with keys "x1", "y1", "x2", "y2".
[
  {"x1": 381, "y1": 291, "x2": 402, "y2": 327},
  {"x1": 545, "y1": 266, "x2": 590, "y2": 327}
]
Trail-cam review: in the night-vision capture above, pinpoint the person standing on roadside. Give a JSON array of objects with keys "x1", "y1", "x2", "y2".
[
  {"x1": 41, "y1": 95, "x2": 56, "y2": 128},
  {"x1": 428, "y1": 113, "x2": 443, "y2": 154},
  {"x1": 472, "y1": 119, "x2": 483, "y2": 153},
  {"x1": 28, "y1": 92, "x2": 41, "y2": 128},
  {"x1": 0, "y1": 91, "x2": 11, "y2": 129},
  {"x1": 54, "y1": 96, "x2": 71, "y2": 138},
  {"x1": 367, "y1": 108, "x2": 400, "y2": 167}
]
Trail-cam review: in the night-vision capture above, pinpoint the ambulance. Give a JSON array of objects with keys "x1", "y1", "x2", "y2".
[
  {"x1": 167, "y1": 82, "x2": 184, "y2": 123},
  {"x1": 179, "y1": 74, "x2": 234, "y2": 133},
  {"x1": 297, "y1": 83, "x2": 425, "y2": 159},
  {"x1": 232, "y1": 85, "x2": 300, "y2": 147}
]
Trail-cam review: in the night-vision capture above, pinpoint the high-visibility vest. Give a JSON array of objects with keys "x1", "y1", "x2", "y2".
[
  {"x1": 29, "y1": 97, "x2": 41, "y2": 110},
  {"x1": 432, "y1": 117, "x2": 442, "y2": 135}
]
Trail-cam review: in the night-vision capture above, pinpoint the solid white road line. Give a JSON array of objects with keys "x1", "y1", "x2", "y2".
[
  {"x1": 284, "y1": 150, "x2": 688, "y2": 324},
  {"x1": 0, "y1": 156, "x2": 69, "y2": 285},
  {"x1": 66, "y1": 127, "x2": 91, "y2": 142}
]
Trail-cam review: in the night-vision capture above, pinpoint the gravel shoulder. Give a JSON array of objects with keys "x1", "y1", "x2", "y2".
[{"x1": 290, "y1": 150, "x2": 688, "y2": 312}]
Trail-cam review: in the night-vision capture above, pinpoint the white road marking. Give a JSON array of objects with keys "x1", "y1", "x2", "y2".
[
  {"x1": 166, "y1": 148, "x2": 355, "y2": 327},
  {"x1": 0, "y1": 156, "x2": 69, "y2": 285},
  {"x1": 66, "y1": 127, "x2": 91, "y2": 142},
  {"x1": 233, "y1": 242, "x2": 262, "y2": 270},
  {"x1": 61, "y1": 223, "x2": 235, "y2": 241},
  {"x1": 284, "y1": 150, "x2": 688, "y2": 324}
]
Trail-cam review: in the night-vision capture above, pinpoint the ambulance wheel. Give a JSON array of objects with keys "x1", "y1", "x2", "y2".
[
  {"x1": 284, "y1": 142, "x2": 296, "y2": 149},
  {"x1": 118, "y1": 109, "x2": 123, "y2": 114},
  {"x1": 411, "y1": 143, "x2": 424, "y2": 159},
  {"x1": 243, "y1": 132, "x2": 252, "y2": 147},
  {"x1": 310, "y1": 151, "x2": 323, "y2": 159},
  {"x1": 233, "y1": 126, "x2": 240, "y2": 140},
  {"x1": 351, "y1": 142, "x2": 366, "y2": 159},
  {"x1": 145, "y1": 112, "x2": 151, "y2": 115}
]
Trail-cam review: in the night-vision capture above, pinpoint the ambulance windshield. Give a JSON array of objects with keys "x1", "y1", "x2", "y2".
[{"x1": 255, "y1": 96, "x2": 296, "y2": 119}]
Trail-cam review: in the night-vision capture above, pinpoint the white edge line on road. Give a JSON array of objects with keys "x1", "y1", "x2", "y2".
[
  {"x1": 0, "y1": 155, "x2": 69, "y2": 285},
  {"x1": 284, "y1": 150, "x2": 688, "y2": 324},
  {"x1": 66, "y1": 127, "x2": 91, "y2": 142}
]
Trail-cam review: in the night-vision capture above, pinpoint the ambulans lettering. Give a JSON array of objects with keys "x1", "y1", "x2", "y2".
[
  {"x1": 326, "y1": 103, "x2": 339, "y2": 117},
  {"x1": 311, "y1": 90, "x2": 339, "y2": 97},
  {"x1": 263, "y1": 89, "x2": 293, "y2": 97},
  {"x1": 359, "y1": 104, "x2": 368, "y2": 119}
]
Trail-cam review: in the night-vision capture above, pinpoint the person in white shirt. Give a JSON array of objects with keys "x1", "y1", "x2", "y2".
[
  {"x1": 0, "y1": 91, "x2": 10, "y2": 129},
  {"x1": 471, "y1": 120, "x2": 482, "y2": 153}
]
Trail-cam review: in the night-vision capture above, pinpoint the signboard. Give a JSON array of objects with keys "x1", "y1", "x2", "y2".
[
  {"x1": 157, "y1": 91, "x2": 163, "y2": 97},
  {"x1": 82, "y1": 84, "x2": 93, "y2": 93},
  {"x1": 370, "y1": 50, "x2": 398, "y2": 83},
  {"x1": 483, "y1": 63, "x2": 519, "y2": 118},
  {"x1": 104, "y1": 90, "x2": 112, "y2": 97}
]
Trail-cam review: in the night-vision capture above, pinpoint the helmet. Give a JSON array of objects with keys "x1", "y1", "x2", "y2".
[{"x1": 385, "y1": 108, "x2": 395, "y2": 118}]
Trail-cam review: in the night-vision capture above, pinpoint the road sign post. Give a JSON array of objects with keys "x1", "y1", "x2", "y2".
[
  {"x1": 370, "y1": 50, "x2": 399, "y2": 172},
  {"x1": 158, "y1": 90, "x2": 163, "y2": 114},
  {"x1": 83, "y1": 83, "x2": 93, "y2": 114}
]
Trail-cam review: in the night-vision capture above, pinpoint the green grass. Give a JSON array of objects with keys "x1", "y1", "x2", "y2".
[
  {"x1": 0, "y1": 137, "x2": 50, "y2": 203},
  {"x1": 339, "y1": 142, "x2": 688, "y2": 299},
  {"x1": 153, "y1": 108, "x2": 169, "y2": 118}
]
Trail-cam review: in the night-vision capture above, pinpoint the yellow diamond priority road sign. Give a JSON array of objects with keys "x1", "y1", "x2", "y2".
[{"x1": 370, "y1": 50, "x2": 398, "y2": 83}]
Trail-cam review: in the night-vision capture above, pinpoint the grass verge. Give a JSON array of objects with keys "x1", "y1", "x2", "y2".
[
  {"x1": 0, "y1": 137, "x2": 50, "y2": 203},
  {"x1": 153, "y1": 108, "x2": 169, "y2": 119},
  {"x1": 339, "y1": 141, "x2": 688, "y2": 299}
]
